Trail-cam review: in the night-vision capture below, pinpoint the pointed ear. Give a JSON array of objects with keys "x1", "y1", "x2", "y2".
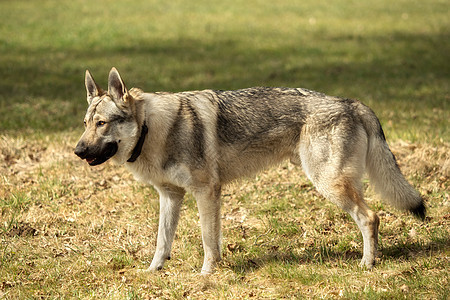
[
  {"x1": 108, "y1": 67, "x2": 129, "y2": 103},
  {"x1": 85, "y1": 70, "x2": 103, "y2": 105}
]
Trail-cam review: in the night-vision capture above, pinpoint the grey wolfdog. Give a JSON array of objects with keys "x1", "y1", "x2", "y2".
[{"x1": 74, "y1": 68, "x2": 425, "y2": 274}]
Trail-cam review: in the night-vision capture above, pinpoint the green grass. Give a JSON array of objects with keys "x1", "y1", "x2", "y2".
[
  {"x1": 1, "y1": 0, "x2": 448, "y2": 142},
  {"x1": 1, "y1": 0, "x2": 449, "y2": 299}
]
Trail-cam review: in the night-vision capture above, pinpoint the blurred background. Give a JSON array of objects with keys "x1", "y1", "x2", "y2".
[{"x1": 0, "y1": 0, "x2": 448, "y2": 139}]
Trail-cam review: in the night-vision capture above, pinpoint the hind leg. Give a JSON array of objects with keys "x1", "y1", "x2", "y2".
[
  {"x1": 329, "y1": 178, "x2": 380, "y2": 268},
  {"x1": 299, "y1": 129, "x2": 379, "y2": 268},
  {"x1": 311, "y1": 175, "x2": 379, "y2": 268}
]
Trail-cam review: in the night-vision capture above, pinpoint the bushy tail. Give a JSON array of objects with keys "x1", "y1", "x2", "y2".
[{"x1": 359, "y1": 105, "x2": 426, "y2": 220}]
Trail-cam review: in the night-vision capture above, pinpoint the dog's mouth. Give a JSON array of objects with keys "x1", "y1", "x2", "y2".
[
  {"x1": 75, "y1": 142, "x2": 118, "y2": 166},
  {"x1": 85, "y1": 156, "x2": 109, "y2": 166}
]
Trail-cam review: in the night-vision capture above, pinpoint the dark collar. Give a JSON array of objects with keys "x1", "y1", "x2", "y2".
[{"x1": 127, "y1": 122, "x2": 148, "y2": 163}]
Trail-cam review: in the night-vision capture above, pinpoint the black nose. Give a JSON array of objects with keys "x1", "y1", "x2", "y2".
[{"x1": 74, "y1": 142, "x2": 88, "y2": 159}]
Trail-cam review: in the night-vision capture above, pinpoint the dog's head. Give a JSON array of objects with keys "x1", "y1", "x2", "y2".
[{"x1": 74, "y1": 68, "x2": 141, "y2": 166}]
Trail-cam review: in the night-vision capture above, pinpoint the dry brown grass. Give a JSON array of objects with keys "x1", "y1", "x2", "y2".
[{"x1": 1, "y1": 133, "x2": 449, "y2": 299}]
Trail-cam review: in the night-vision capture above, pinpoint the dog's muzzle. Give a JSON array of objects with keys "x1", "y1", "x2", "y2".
[{"x1": 74, "y1": 141, "x2": 118, "y2": 166}]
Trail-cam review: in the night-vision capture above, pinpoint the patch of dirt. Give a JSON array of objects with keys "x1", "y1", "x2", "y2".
[{"x1": 4, "y1": 222, "x2": 38, "y2": 237}]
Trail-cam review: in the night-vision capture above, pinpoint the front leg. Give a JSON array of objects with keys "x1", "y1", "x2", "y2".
[
  {"x1": 193, "y1": 185, "x2": 222, "y2": 274},
  {"x1": 148, "y1": 185, "x2": 185, "y2": 271}
]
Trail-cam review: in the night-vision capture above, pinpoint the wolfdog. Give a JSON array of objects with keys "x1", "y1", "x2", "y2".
[{"x1": 75, "y1": 68, "x2": 425, "y2": 274}]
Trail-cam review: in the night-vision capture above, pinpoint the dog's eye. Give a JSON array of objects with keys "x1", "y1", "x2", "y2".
[
  {"x1": 97, "y1": 121, "x2": 106, "y2": 127},
  {"x1": 83, "y1": 120, "x2": 87, "y2": 127}
]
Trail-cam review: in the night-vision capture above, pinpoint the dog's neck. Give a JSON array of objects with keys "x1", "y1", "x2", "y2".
[{"x1": 127, "y1": 122, "x2": 148, "y2": 163}]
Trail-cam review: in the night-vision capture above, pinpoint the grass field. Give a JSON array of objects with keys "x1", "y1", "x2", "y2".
[{"x1": 1, "y1": 0, "x2": 449, "y2": 298}]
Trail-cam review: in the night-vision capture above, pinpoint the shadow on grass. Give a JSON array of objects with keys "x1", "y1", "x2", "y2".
[
  {"x1": 0, "y1": 31, "x2": 448, "y2": 133},
  {"x1": 227, "y1": 235, "x2": 450, "y2": 273},
  {"x1": 380, "y1": 235, "x2": 450, "y2": 259}
]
